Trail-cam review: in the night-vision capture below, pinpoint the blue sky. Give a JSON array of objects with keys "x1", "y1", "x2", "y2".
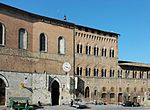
[{"x1": 0, "y1": 0, "x2": 150, "y2": 63}]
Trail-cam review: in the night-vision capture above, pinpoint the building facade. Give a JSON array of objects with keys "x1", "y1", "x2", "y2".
[{"x1": 0, "y1": 3, "x2": 150, "y2": 106}]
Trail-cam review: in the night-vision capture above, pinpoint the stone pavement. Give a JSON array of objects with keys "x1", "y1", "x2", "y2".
[{"x1": 1, "y1": 104, "x2": 150, "y2": 110}]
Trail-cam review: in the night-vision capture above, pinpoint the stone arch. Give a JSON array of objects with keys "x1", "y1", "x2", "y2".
[
  {"x1": 85, "y1": 86, "x2": 90, "y2": 98},
  {"x1": 0, "y1": 74, "x2": 8, "y2": 105},
  {"x1": 0, "y1": 74, "x2": 9, "y2": 87},
  {"x1": 50, "y1": 77, "x2": 61, "y2": 88},
  {"x1": 50, "y1": 77, "x2": 61, "y2": 106},
  {"x1": 93, "y1": 87, "x2": 98, "y2": 96}
]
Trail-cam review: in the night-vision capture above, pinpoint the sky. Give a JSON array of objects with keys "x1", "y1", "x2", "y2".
[{"x1": 0, "y1": 0, "x2": 150, "y2": 64}]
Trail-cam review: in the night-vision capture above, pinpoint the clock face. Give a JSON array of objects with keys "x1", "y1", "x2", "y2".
[{"x1": 63, "y1": 62, "x2": 71, "y2": 72}]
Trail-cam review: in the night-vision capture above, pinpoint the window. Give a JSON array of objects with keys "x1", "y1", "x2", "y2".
[
  {"x1": 101, "y1": 93, "x2": 106, "y2": 98},
  {"x1": 110, "y1": 93, "x2": 115, "y2": 98},
  {"x1": 118, "y1": 70, "x2": 122, "y2": 78},
  {"x1": 147, "y1": 72, "x2": 150, "y2": 79},
  {"x1": 125, "y1": 70, "x2": 130, "y2": 78},
  {"x1": 0, "y1": 23, "x2": 5, "y2": 46},
  {"x1": 109, "y1": 48, "x2": 115, "y2": 58},
  {"x1": 19, "y1": 28, "x2": 28, "y2": 49},
  {"x1": 119, "y1": 87, "x2": 122, "y2": 92},
  {"x1": 110, "y1": 87, "x2": 115, "y2": 92},
  {"x1": 140, "y1": 71, "x2": 143, "y2": 79},
  {"x1": 77, "y1": 43, "x2": 82, "y2": 54},
  {"x1": 102, "y1": 87, "x2": 106, "y2": 92},
  {"x1": 77, "y1": 67, "x2": 82, "y2": 76},
  {"x1": 141, "y1": 88, "x2": 144, "y2": 92},
  {"x1": 94, "y1": 68, "x2": 98, "y2": 77},
  {"x1": 85, "y1": 87, "x2": 90, "y2": 98},
  {"x1": 134, "y1": 87, "x2": 136, "y2": 92},
  {"x1": 102, "y1": 47, "x2": 107, "y2": 57},
  {"x1": 94, "y1": 90, "x2": 97, "y2": 96},
  {"x1": 126, "y1": 87, "x2": 130, "y2": 92},
  {"x1": 133, "y1": 71, "x2": 137, "y2": 78},
  {"x1": 101, "y1": 69, "x2": 106, "y2": 77},
  {"x1": 40, "y1": 33, "x2": 47, "y2": 52},
  {"x1": 94, "y1": 45, "x2": 99, "y2": 56},
  {"x1": 58, "y1": 36, "x2": 65, "y2": 54},
  {"x1": 86, "y1": 44, "x2": 91, "y2": 55},
  {"x1": 110, "y1": 69, "x2": 115, "y2": 78},
  {"x1": 86, "y1": 67, "x2": 91, "y2": 76}
]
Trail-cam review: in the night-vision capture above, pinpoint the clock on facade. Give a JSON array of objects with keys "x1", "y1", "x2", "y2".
[{"x1": 62, "y1": 62, "x2": 71, "y2": 72}]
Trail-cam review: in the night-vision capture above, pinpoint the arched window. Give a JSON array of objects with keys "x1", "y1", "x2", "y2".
[
  {"x1": 119, "y1": 87, "x2": 122, "y2": 92},
  {"x1": 77, "y1": 43, "x2": 82, "y2": 54},
  {"x1": 58, "y1": 36, "x2": 65, "y2": 54},
  {"x1": 86, "y1": 44, "x2": 91, "y2": 55},
  {"x1": 102, "y1": 47, "x2": 107, "y2": 57},
  {"x1": 0, "y1": 23, "x2": 5, "y2": 46},
  {"x1": 85, "y1": 86, "x2": 90, "y2": 98},
  {"x1": 125, "y1": 70, "x2": 130, "y2": 78},
  {"x1": 118, "y1": 70, "x2": 122, "y2": 78},
  {"x1": 141, "y1": 88, "x2": 144, "y2": 92},
  {"x1": 109, "y1": 48, "x2": 115, "y2": 58},
  {"x1": 77, "y1": 66, "x2": 82, "y2": 76},
  {"x1": 94, "y1": 45, "x2": 99, "y2": 56},
  {"x1": 86, "y1": 67, "x2": 91, "y2": 76},
  {"x1": 19, "y1": 28, "x2": 28, "y2": 49},
  {"x1": 40, "y1": 33, "x2": 47, "y2": 52},
  {"x1": 133, "y1": 71, "x2": 137, "y2": 78},
  {"x1": 110, "y1": 87, "x2": 115, "y2": 92},
  {"x1": 140, "y1": 71, "x2": 143, "y2": 79},
  {"x1": 126, "y1": 87, "x2": 130, "y2": 92},
  {"x1": 110, "y1": 69, "x2": 115, "y2": 78},
  {"x1": 134, "y1": 87, "x2": 136, "y2": 92},
  {"x1": 102, "y1": 87, "x2": 106, "y2": 92},
  {"x1": 147, "y1": 72, "x2": 150, "y2": 79},
  {"x1": 101, "y1": 68, "x2": 106, "y2": 77},
  {"x1": 94, "y1": 89, "x2": 98, "y2": 96},
  {"x1": 110, "y1": 93, "x2": 115, "y2": 98},
  {"x1": 94, "y1": 67, "x2": 98, "y2": 77}
]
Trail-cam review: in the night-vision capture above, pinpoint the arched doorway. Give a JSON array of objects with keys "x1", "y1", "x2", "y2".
[
  {"x1": 133, "y1": 97, "x2": 137, "y2": 103},
  {"x1": 118, "y1": 93, "x2": 123, "y2": 104},
  {"x1": 0, "y1": 78, "x2": 6, "y2": 105},
  {"x1": 51, "y1": 80, "x2": 60, "y2": 106},
  {"x1": 85, "y1": 87, "x2": 90, "y2": 98}
]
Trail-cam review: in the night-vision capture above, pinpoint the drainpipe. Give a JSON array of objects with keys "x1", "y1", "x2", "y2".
[{"x1": 73, "y1": 24, "x2": 76, "y2": 99}]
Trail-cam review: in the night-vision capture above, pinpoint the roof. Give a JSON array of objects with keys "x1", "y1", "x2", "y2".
[
  {"x1": 118, "y1": 60, "x2": 150, "y2": 68},
  {"x1": 0, "y1": 3, "x2": 74, "y2": 28},
  {"x1": 0, "y1": 3, "x2": 119, "y2": 35}
]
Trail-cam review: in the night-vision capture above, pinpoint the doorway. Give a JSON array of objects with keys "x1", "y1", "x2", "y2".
[
  {"x1": 133, "y1": 97, "x2": 137, "y2": 103},
  {"x1": 118, "y1": 93, "x2": 123, "y2": 104},
  {"x1": 51, "y1": 80, "x2": 60, "y2": 105},
  {"x1": 0, "y1": 78, "x2": 6, "y2": 105}
]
